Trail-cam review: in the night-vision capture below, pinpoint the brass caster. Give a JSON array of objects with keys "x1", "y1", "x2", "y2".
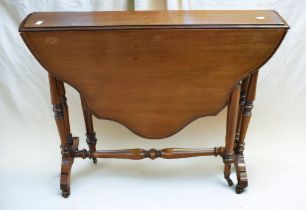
[
  {"x1": 235, "y1": 184, "x2": 244, "y2": 194},
  {"x1": 224, "y1": 173, "x2": 233, "y2": 186},
  {"x1": 226, "y1": 178, "x2": 233, "y2": 186},
  {"x1": 62, "y1": 190, "x2": 70, "y2": 198}
]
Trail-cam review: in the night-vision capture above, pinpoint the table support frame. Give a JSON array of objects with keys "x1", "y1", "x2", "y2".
[{"x1": 48, "y1": 71, "x2": 258, "y2": 198}]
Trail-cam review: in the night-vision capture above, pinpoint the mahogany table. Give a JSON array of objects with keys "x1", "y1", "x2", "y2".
[{"x1": 19, "y1": 10, "x2": 288, "y2": 197}]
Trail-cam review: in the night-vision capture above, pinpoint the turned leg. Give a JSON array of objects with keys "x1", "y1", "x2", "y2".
[
  {"x1": 234, "y1": 76, "x2": 250, "y2": 152},
  {"x1": 223, "y1": 84, "x2": 241, "y2": 187},
  {"x1": 234, "y1": 71, "x2": 258, "y2": 194},
  {"x1": 49, "y1": 74, "x2": 75, "y2": 198},
  {"x1": 81, "y1": 97, "x2": 98, "y2": 164}
]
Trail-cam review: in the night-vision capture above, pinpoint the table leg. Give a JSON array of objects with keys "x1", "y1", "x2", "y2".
[
  {"x1": 234, "y1": 71, "x2": 258, "y2": 194},
  {"x1": 81, "y1": 97, "x2": 97, "y2": 164},
  {"x1": 49, "y1": 74, "x2": 75, "y2": 198},
  {"x1": 223, "y1": 84, "x2": 241, "y2": 187}
]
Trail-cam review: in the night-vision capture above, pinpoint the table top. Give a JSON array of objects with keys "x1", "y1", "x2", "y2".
[
  {"x1": 19, "y1": 10, "x2": 288, "y2": 138},
  {"x1": 20, "y1": 10, "x2": 288, "y2": 31}
]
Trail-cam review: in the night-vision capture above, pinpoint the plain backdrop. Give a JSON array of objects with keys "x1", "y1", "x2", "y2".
[{"x1": 1, "y1": 1, "x2": 306, "y2": 210}]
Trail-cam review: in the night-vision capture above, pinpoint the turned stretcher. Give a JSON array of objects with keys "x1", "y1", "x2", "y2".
[{"x1": 19, "y1": 10, "x2": 288, "y2": 197}]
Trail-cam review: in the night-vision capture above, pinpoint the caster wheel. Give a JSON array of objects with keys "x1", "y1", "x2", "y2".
[
  {"x1": 62, "y1": 190, "x2": 70, "y2": 198},
  {"x1": 235, "y1": 185, "x2": 244, "y2": 194},
  {"x1": 224, "y1": 174, "x2": 233, "y2": 186},
  {"x1": 93, "y1": 158, "x2": 97, "y2": 164},
  {"x1": 227, "y1": 179, "x2": 233, "y2": 186}
]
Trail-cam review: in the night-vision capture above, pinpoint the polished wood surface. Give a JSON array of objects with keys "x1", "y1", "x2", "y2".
[
  {"x1": 91, "y1": 147, "x2": 224, "y2": 160},
  {"x1": 21, "y1": 10, "x2": 287, "y2": 30},
  {"x1": 20, "y1": 28, "x2": 286, "y2": 138},
  {"x1": 19, "y1": 10, "x2": 288, "y2": 197}
]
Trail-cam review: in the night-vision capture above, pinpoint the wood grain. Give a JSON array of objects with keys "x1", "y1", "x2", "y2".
[
  {"x1": 20, "y1": 10, "x2": 288, "y2": 30},
  {"x1": 21, "y1": 28, "x2": 287, "y2": 138}
]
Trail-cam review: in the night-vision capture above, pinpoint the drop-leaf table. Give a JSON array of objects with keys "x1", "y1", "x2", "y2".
[{"x1": 19, "y1": 10, "x2": 288, "y2": 197}]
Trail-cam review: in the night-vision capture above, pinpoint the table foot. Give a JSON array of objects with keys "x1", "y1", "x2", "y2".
[
  {"x1": 224, "y1": 174, "x2": 234, "y2": 186},
  {"x1": 60, "y1": 173, "x2": 71, "y2": 198},
  {"x1": 61, "y1": 188, "x2": 70, "y2": 198},
  {"x1": 60, "y1": 137, "x2": 78, "y2": 198},
  {"x1": 235, "y1": 184, "x2": 244, "y2": 194},
  {"x1": 234, "y1": 153, "x2": 248, "y2": 194}
]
